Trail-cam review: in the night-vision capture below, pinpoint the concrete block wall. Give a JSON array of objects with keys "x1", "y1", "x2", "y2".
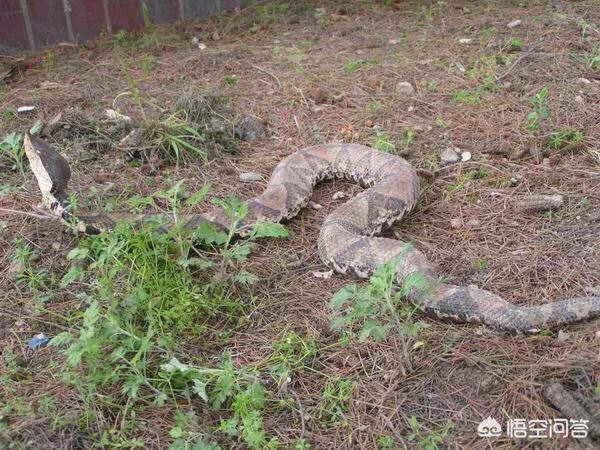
[{"x1": 0, "y1": 0, "x2": 246, "y2": 54}]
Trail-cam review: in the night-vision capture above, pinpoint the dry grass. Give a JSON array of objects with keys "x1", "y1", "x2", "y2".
[{"x1": 1, "y1": 0, "x2": 599, "y2": 448}]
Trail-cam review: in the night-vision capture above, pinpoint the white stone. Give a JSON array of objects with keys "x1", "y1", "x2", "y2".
[
  {"x1": 507, "y1": 19, "x2": 522, "y2": 28},
  {"x1": 312, "y1": 269, "x2": 333, "y2": 279},
  {"x1": 461, "y1": 151, "x2": 472, "y2": 162},
  {"x1": 17, "y1": 106, "x2": 35, "y2": 113},
  {"x1": 396, "y1": 81, "x2": 415, "y2": 96},
  {"x1": 332, "y1": 191, "x2": 347, "y2": 200},
  {"x1": 458, "y1": 38, "x2": 472, "y2": 44},
  {"x1": 239, "y1": 172, "x2": 262, "y2": 182},
  {"x1": 309, "y1": 201, "x2": 323, "y2": 210},
  {"x1": 440, "y1": 148, "x2": 460, "y2": 165}
]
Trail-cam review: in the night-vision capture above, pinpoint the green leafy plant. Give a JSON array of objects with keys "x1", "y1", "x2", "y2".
[
  {"x1": 139, "y1": 55, "x2": 157, "y2": 73},
  {"x1": 317, "y1": 375, "x2": 356, "y2": 423},
  {"x1": 48, "y1": 184, "x2": 289, "y2": 447},
  {"x1": 547, "y1": 129, "x2": 583, "y2": 150},
  {"x1": 586, "y1": 42, "x2": 600, "y2": 71},
  {"x1": 266, "y1": 331, "x2": 317, "y2": 386},
  {"x1": 330, "y1": 258, "x2": 431, "y2": 343},
  {"x1": 223, "y1": 75, "x2": 237, "y2": 86},
  {"x1": 144, "y1": 114, "x2": 208, "y2": 165},
  {"x1": 407, "y1": 417, "x2": 454, "y2": 450},
  {"x1": 0, "y1": 132, "x2": 25, "y2": 175},
  {"x1": 372, "y1": 131, "x2": 396, "y2": 153},
  {"x1": 523, "y1": 87, "x2": 550, "y2": 131},
  {"x1": 503, "y1": 37, "x2": 524, "y2": 52},
  {"x1": 452, "y1": 89, "x2": 481, "y2": 105}
]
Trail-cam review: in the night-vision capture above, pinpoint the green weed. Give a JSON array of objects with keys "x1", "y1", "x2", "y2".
[
  {"x1": 503, "y1": 37, "x2": 524, "y2": 52},
  {"x1": 523, "y1": 87, "x2": 550, "y2": 131},
  {"x1": 547, "y1": 129, "x2": 583, "y2": 150},
  {"x1": 0, "y1": 132, "x2": 25, "y2": 176},
  {"x1": 372, "y1": 131, "x2": 396, "y2": 153},
  {"x1": 317, "y1": 376, "x2": 356, "y2": 423},
  {"x1": 407, "y1": 417, "x2": 454, "y2": 450},
  {"x1": 142, "y1": 114, "x2": 208, "y2": 165},
  {"x1": 267, "y1": 331, "x2": 317, "y2": 386},
  {"x1": 345, "y1": 58, "x2": 376, "y2": 72},
  {"x1": 48, "y1": 184, "x2": 289, "y2": 447},
  {"x1": 330, "y1": 259, "x2": 431, "y2": 343},
  {"x1": 452, "y1": 89, "x2": 480, "y2": 104},
  {"x1": 586, "y1": 42, "x2": 600, "y2": 71},
  {"x1": 416, "y1": 0, "x2": 446, "y2": 21},
  {"x1": 139, "y1": 55, "x2": 157, "y2": 73},
  {"x1": 223, "y1": 75, "x2": 237, "y2": 86}
]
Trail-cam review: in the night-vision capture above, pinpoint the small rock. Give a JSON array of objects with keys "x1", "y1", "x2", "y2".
[
  {"x1": 554, "y1": 329, "x2": 570, "y2": 345},
  {"x1": 465, "y1": 219, "x2": 481, "y2": 228},
  {"x1": 509, "y1": 177, "x2": 519, "y2": 187},
  {"x1": 28, "y1": 333, "x2": 50, "y2": 350},
  {"x1": 287, "y1": 255, "x2": 302, "y2": 268},
  {"x1": 388, "y1": 38, "x2": 400, "y2": 45},
  {"x1": 239, "y1": 172, "x2": 262, "y2": 183},
  {"x1": 8, "y1": 260, "x2": 24, "y2": 278},
  {"x1": 574, "y1": 95, "x2": 584, "y2": 104},
  {"x1": 515, "y1": 194, "x2": 564, "y2": 212},
  {"x1": 314, "y1": 7, "x2": 326, "y2": 18},
  {"x1": 458, "y1": 38, "x2": 472, "y2": 44},
  {"x1": 450, "y1": 218, "x2": 463, "y2": 228},
  {"x1": 529, "y1": 147, "x2": 543, "y2": 163},
  {"x1": 440, "y1": 148, "x2": 460, "y2": 165},
  {"x1": 309, "y1": 201, "x2": 322, "y2": 210},
  {"x1": 17, "y1": 105, "x2": 35, "y2": 113},
  {"x1": 575, "y1": 77, "x2": 591, "y2": 84},
  {"x1": 51, "y1": 242, "x2": 61, "y2": 251},
  {"x1": 507, "y1": 19, "x2": 522, "y2": 28},
  {"x1": 234, "y1": 116, "x2": 267, "y2": 141},
  {"x1": 396, "y1": 81, "x2": 415, "y2": 96},
  {"x1": 583, "y1": 286, "x2": 600, "y2": 296},
  {"x1": 197, "y1": 42, "x2": 207, "y2": 50},
  {"x1": 42, "y1": 112, "x2": 63, "y2": 137},
  {"x1": 461, "y1": 151, "x2": 472, "y2": 162},
  {"x1": 312, "y1": 269, "x2": 333, "y2": 279},
  {"x1": 105, "y1": 108, "x2": 132, "y2": 125},
  {"x1": 332, "y1": 191, "x2": 347, "y2": 200}
]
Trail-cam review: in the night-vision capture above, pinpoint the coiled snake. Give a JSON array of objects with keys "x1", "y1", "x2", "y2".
[{"x1": 24, "y1": 134, "x2": 600, "y2": 333}]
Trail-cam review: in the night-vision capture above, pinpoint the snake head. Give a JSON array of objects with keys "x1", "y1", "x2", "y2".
[{"x1": 23, "y1": 133, "x2": 71, "y2": 200}]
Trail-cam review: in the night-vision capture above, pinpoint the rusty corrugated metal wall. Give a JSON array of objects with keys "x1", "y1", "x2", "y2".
[{"x1": 0, "y1": 0, "x2": 245, "y2": 54}]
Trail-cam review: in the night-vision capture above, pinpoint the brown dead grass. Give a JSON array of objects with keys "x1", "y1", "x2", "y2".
[{"x1": 1, "y1": 0, "x2": 599, "y2": 448}]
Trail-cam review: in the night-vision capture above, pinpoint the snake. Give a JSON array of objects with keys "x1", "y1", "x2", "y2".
[{"x1": 23, "y1": 133, "x2": 600, "y2": 333}]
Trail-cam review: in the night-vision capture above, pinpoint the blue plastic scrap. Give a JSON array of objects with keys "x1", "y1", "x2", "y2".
[{"x1": 28, "y1": 333, "x2": 50, "y2": 350}]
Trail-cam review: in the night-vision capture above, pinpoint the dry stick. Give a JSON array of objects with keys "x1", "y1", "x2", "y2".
[
  {"x1": 0, "y1": 207, "x2": 56, "y2": 220},
  {"x1": 250, "y1": 64, "x2": 282, "y2": 89},
  {"x1": 290, "y1": 389, "x2": 306, "y2": 440}
]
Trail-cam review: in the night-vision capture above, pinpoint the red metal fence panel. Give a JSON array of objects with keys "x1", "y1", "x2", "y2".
[{"x1": 0, "y1": 0, "x2": 245, "y2": 54}]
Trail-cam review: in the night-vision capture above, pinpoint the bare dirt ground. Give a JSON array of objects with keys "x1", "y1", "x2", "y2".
[{"x1": 1, "y1": 1, "x2": 599, "y2": 448}]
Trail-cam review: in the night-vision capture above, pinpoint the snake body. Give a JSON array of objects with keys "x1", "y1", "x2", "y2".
[{"x1": 24, "y1": 134, "x2": 600, "y2": 333}]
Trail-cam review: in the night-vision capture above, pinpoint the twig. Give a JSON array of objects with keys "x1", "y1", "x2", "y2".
[
  {"x1": 250, "y1": 64, "x2": 282, "y2": 88},
  {"x1": 0, "y1": 207, "x2": 55, "y2": 220},
  {"x1": 290, "y1": 389, "x2": 306, "y2": 439}
]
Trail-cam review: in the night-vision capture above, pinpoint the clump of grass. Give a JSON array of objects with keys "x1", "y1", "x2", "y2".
[
  {"x1": 452, "y1": 89, "x2": 481, "y2": 104},
  {"x1": 523, "y1": 87, "x2": 550, "y2": 131},
  {"x1": 0, "y1": 132, "x2": 25, "y2": 176},
  {"x1": 140, "y1": 114, "x2": 208, "y2": 165},
  {"x1": 586, "y1": 42, "x2": 600, "y2": 71},
  {"x1": 546, "y1": 129, "x2": 583, "y2": 150},
  {"x1": 49, "y1": 184, "x2": 290, "y2": 448},
  {"x1": 503, "y1": 37, "x2": 524, "y2": 52}
]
